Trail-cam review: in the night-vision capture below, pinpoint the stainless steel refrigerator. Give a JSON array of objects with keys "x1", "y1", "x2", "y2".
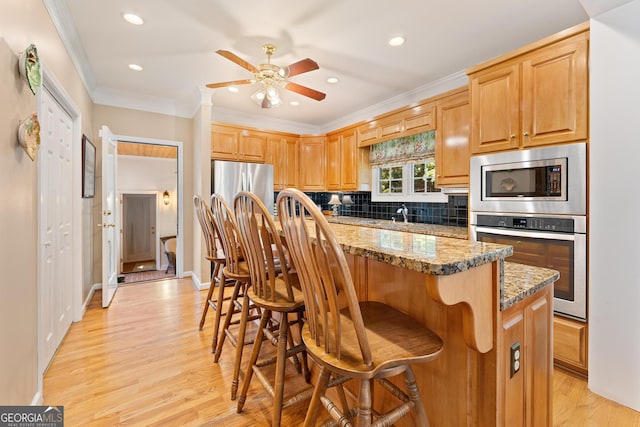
[{"x1": 211, "y1": 160, "x2": 274, "y2": 214}]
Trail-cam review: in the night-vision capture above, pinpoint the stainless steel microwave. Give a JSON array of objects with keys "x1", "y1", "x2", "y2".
[{"x1": 470, "y1": 143, "x2": 587, "y2": 215}]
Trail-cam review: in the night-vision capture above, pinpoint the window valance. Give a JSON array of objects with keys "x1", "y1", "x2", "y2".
[{"x1": 369, "y1": 131, "x2": 436, "y2": 167}]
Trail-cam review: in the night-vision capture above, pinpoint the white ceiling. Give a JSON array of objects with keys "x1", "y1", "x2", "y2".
[{"x1": 46, "y1": 0, "x2": 594, "y2": 133}]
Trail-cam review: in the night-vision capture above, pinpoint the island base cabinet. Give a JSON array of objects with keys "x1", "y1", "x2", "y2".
[
  {"x1": 495, "y1": 286, "x2": 553, "y2": 427},
  {"x1": 344, "y1": 255, "x2": 553, "y2": 427}
]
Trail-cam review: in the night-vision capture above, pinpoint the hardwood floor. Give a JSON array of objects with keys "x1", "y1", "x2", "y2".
[{"x1": 43, "y1": 278, "x2": 640, "y2": 426}]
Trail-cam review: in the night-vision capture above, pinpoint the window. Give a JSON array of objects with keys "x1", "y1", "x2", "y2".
[{"x1": 372, "y1": 159, "x2": 448, "y2": 203}]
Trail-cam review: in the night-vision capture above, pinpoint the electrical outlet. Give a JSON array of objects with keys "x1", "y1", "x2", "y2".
[{"x1": 510, "y1": 342, "x2": 521, "y2": 378}]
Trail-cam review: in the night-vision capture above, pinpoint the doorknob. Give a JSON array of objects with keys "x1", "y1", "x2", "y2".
[{"x1": 103, "y1": 210, "x2": 112, "y2": 216}]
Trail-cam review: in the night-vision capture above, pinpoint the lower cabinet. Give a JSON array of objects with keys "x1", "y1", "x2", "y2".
[
  {"x1": 499, "y1": 286, "x2": 553, "y2": 427},
  {"x1": 553, "y1": 315, "x2": 588, "y2": 375}
]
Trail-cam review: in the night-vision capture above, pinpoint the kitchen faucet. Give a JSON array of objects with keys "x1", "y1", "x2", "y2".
[{"x1": 396, "y1": 204, "x2": 408, "y2": 223}]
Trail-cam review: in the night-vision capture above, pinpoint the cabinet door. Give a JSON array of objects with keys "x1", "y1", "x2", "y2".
[
  {"x1": 266, "y1": 136, "x2": 285, "y2": 190},
  {"x1": 341, "y1": 130, "x2": 358, "y2": 190},
  {"x1": 283, "y1": 137, "x2": 298, "y2": 188},
  {"x1": 436, "y1": 91, "x2": 470, "y2": 187},
  {"x1": 299, "y1": 136, "x2": 325, "y2": 191},
  {"x1": 239, "y1": 133, "x2": 266, "y2": 162},
  {"x1": 211, "y1": 127, "x2": 239, "y2": 160},
  {"x1": 357, "y1": 124, "x2": 379, "y2": 147},
  {"x1": 404, "y1": 105, "x2": 436, "y2": 133},
  {"x1": 470, "y1": 63, "x2": 521, "y2": 154},
  {"x1": 524, "y1": 292, "x2": 552, "y2": 427},
  {"x1": 521, "y1": 34, "x2": 588, "y2": 147},
  {"x1": 325, "y1": 134, "x2": 341, "y2": 191}
]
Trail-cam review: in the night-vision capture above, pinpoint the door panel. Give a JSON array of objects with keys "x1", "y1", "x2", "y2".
[
  {"x1": 39, "y1": 88, "x2": 73, "y2": 370},
  {"x1": 123, "y1": 194, "x2": 156, "y2": 263},
  {"x1": 101, "y1": 126, "x2": 119, "y2": 308}
]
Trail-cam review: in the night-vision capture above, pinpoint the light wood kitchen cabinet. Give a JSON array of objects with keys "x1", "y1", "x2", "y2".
[
  {"x1": 298, "y1": 136, "x2": 325, "y2": 191},
  {"x1": 211, "y1": 123, "x2": 266, "y2": 162},
  {"x1": 468, "y1": 23, "x2": 589, "y2": 154},
  {"x1": 499, "y1": 286, "x2": 553, "y2": 427},
  {"x1": 435, "y1": 88, "x2": 470, "y2": 187},
  {"x1": 357, "y1": 103, "x2": 436, "y2": 147},
  {"x1": 266, "y1": 135, "x2": 298, "y2": 190},
  {"x1": 326, "y1": 128, "x2": 358, "y2": 191},
  {"x1": 554, "y1": 315, "x2": 588, "y2": 375}
]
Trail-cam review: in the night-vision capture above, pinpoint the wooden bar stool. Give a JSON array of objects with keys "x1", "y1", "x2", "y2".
[
  {"x1": 233, "y1": 191, "x2": 312, "y2": 426},
  {"x1": 210, "y1": 193, "x2": 261, "y2": 400},
  {"x1": 277, "y1": 188, "x2": 444, "y2": 427},
  {"x1": 193, "y1": 195, "x2": 234, "y2": 351}
]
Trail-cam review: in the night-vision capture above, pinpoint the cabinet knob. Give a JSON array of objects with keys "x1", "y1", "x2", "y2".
[
  {"x1": 523, "y1": 132, "x2": 529, "y2": 137},
  {"x1": 510, "y1": 134, "x2": 516, "y2": 139}
]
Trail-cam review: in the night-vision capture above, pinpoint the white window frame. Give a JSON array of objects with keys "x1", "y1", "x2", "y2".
[{"x1": 371, "y1": 161, "x2": 448, "y2": 203}]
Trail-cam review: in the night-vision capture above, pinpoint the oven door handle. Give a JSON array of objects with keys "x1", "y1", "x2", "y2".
[{"x1": 474, "y1": 226, "x2": 576, "y2": 241}]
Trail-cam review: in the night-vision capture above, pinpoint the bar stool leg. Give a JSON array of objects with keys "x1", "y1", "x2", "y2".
[
  {"x1": 210, "y1": 266, "x2": 227, "y2": 352},
  {"x1": 357, "y1": 379, "x2": 373, "y2": 427},
  {"x1": 271, "y1": 314, "x2": 290, "y2": 426},
  {"x1": 231, "y1": 288, "x2": 251, "y2": 400},
  {"x1": 304, "y1": 367, "x2": 331, "y2": 427},
  {"x1": 405, "y1": 366, "x2": 429, "y2": 426},
  {"x1": 214, "y1": 279, "x2": 241, "y2": 363},
  {"x1": 237, "y1": 309, "x2": 270, "y2": 412},
  {"x1": 199, "y1": 262, "x2": 221, "y2": 330}
]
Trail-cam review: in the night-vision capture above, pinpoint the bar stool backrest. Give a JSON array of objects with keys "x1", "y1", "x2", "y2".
[
  {"x1": 193, "y1": 195, "x2": 221, "y2": 261},
  {"x1": 234, "y1": 191, "x2": 296, "y2": 303},
  {"x1": 277, "y1": 188, "x2": 372, "y2": 366},
  {"x1": 210, "y1": 193, "x2": 244, "y2": 277}
]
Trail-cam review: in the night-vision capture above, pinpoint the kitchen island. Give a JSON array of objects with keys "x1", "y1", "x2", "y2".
[{"x1": 320, "y1": 220, "x2": 558, "y2": 426}]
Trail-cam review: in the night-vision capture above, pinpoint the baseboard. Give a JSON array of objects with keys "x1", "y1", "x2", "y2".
[
  {"x1": 188, "y1": 273, "x2": 211, "y2": 291},
  {"x1": 31, "y1": 390, "x2": 43, "y2": 406}
]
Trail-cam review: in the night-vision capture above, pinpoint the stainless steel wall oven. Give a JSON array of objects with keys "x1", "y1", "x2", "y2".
[{"x1": 469, "y1": 143, "x2": 587, "y2": 321}]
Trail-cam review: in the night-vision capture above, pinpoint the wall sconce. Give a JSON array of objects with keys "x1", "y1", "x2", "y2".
[
  {"x1": 328, "y1": 194, "x2": 341, "y2": 217},
  {"x1": 163, "y1": 190, "x2": 170, "y2": 205}
]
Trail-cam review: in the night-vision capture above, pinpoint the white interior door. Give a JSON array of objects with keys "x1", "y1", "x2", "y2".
[
  {"x1": 123, "y1": 194, "x2": 156, "y2": 263},
  {"x1": 38, "y1": 88, "x2": 73, "y2": 371},
  {"x1": 101, "y1": 126, "x2": 119, "y2": 307}
]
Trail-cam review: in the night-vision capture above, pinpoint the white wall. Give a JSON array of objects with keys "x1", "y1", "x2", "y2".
[
  {"x1": 118, "y1": 155, "x2": 177, "y2": 238},
  {"x1": 588, "y1": 0, "x2": 640, "y2": 411}
]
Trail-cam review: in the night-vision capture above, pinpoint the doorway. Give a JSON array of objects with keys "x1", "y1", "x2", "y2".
[{"x1": 117, "y1": 141, "x2": 180, "y2": 284}]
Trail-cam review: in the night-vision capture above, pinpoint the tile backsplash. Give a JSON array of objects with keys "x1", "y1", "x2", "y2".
[{"x1": 276, "y1": 191, "x2": 468, "y2": 227}]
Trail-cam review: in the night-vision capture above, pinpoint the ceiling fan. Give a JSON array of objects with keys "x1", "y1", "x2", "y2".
[{"x1": 206, "y1": 44, "x2": 326, "y2": 108}]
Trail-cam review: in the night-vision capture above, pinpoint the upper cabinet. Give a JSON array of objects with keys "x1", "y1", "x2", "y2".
[
  {"x1": 357, "y1": 103, "x2": 436, "y2": 147},
  {"x1": 326, "y1": 127, "x2": 358, "y2": 191},
  {"x1": 266, "y1": 135, "x2": 298, "y2": 191},
  {"x1": 435, "y1": 88, "x2": 470, "y2": 187},
  {"x1": 468, "y1": 23, "x2": 589, "y2": 154},
  {"x1": 211, "y1": 123, "x2": 266, "y2": 162},
  {"x1": 298, "y1": 136, "x2": 326, "y2": 191}
]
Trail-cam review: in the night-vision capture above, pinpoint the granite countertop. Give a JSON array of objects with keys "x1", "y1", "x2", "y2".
[
  {"x1": 321, "y1": 219, "x2": 557, "y2": 310},
  {"x1": 502, "y1": 262, "x2": 559, "y2": 310},
  {"x1": 321, "y1": 220, "x2": 512, "y2": 276},
  {"x1": 327, "y1": 216, "x2": 468, "y2": 239}
]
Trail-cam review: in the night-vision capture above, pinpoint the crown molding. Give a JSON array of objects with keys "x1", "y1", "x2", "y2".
[
  {"x1": 43, "y1": 0, "x2": 96, "y2": 97},
  {"x1": 321, "y1": 70, "x2": 469, "y2": 132},
  {"x1": 210, "y1": 107, "x2": 323, "y2": 135},
  {"x1": 93, "y1": 87, "x2": 195, "y2": 119}
]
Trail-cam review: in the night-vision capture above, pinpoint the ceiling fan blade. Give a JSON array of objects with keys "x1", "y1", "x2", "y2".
[
  {"x1": 284, "y1": 82, "x2": 326, "y2": 101},
  {"x1": 216, "y1": 50, "x2": 259, "y2": 74},
  {"x1": 282, "y1": 58, "x2": 319, "y2": 77},
  {"x1": 205, "y1": 79, "x2": 254, "y2": 89}
]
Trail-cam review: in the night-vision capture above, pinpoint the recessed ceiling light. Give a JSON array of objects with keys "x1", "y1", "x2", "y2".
[
  {"x1": 122, "y1": 13, "x2": 144, "y2": 25},
  {"x1": 388, "y1": 36, "x2": 406, "y2": 47},
  {"x1": 128, "y1": 64, "x2": 143, "y2": 71},
  {"x1": 327, "y1": 77, "x2": 339, "y2": 84},
  {"x1": 227, "y1": 86, "x2": 239, "y2": 93},
  {"x1": 289, "y1": 101, "x2": 300, "y2": 106}
]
